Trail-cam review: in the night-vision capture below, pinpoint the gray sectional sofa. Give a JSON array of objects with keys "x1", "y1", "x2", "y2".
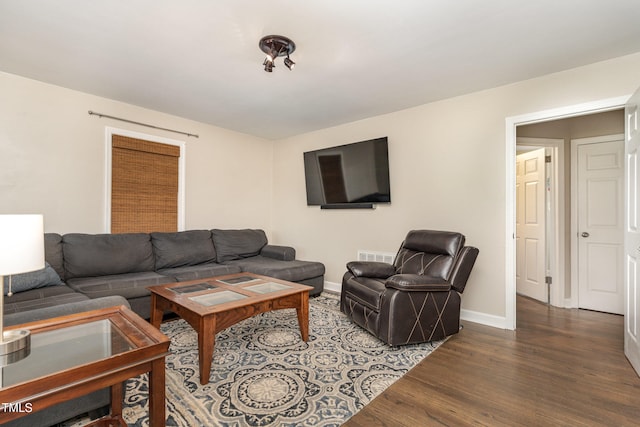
[
  {"x1": 3, "y1": 228, "x2": 324, "y2": 427},
  {"x1": 5, "y1": 228, "x2": 325, "y2": 324}
]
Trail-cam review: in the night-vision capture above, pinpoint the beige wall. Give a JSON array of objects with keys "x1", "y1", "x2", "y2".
[
  {"x1": 271, "y1": 52, "x2": 640, "y2": 322},
  {"x1": 0, "y1": 72, "x2": 273, "y2": 235},
  {"x1": 3, "y1": 52, "x2": 640, "y2": 326}
]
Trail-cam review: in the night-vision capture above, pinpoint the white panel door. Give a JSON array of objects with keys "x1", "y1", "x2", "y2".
[
  {"x1": 516, "y1": 148, "x2": 547, "y2": 302},
  {"x1": 625, "y1": 87, "x2": 640, "y2": 376},
  {"x1": 577, "y1": 138, "x2": 624, "y2": 314}
]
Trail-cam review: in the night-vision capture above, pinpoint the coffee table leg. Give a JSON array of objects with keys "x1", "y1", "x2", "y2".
[
  {"x1": 296, "y1": 292, "x2": 310, "y2": 341},
  {"x1": 150, "y1": 294, "x2": 162, "y2": 329},
  {"x1": 198, "y1": 316, "x2": 215, "y2": 385}
]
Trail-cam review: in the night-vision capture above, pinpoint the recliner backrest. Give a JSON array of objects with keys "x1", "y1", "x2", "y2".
[{"x1": 393, "y1": 230, "x2": 465, "y2": 280}]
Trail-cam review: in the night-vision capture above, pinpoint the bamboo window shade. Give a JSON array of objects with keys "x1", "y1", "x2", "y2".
[{"x1": 111, "y1": 135, "x2": 180, "y2": 233}]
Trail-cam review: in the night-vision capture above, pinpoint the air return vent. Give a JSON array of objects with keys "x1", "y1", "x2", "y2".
[{"x1": 357, "y1": 250, "x2": 395, "y2": 264}]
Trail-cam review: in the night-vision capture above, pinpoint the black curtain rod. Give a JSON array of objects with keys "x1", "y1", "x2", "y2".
[{"x1": 88, "y1": 110, "x2": 199, "y2": 138}]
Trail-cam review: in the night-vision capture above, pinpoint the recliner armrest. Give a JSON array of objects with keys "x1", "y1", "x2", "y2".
[
  {"x1": 385, "y1": 274, "x2": 452, "y2": 292},
  {"x1": 260, "y1": 245, "x2": 296, "y2": 261},
  {"x1": 347, "y1": 261, "x2": 396, "y2": 278}
]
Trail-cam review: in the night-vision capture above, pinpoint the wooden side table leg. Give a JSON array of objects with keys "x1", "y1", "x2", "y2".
[
  {"x1": 110, "y1": 381, "x2": 123, "y2": 419},
  {"x1": 296, "y1": 291, "x2": 310, "y2": 341},
  {"x1": 198, "y1": 316, "x2": 215, "y2": 385},
  {"x1": 149, "y1": 357, "x2": 166, "y2": 427}
]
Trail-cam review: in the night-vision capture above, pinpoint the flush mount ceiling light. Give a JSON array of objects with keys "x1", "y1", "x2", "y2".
[{"x1": 259, "y1": 35, "x2": 296, "y2": 72}]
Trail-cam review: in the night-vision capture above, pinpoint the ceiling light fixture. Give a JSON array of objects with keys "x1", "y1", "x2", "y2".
[
  {"x1": 259, "y1": 35, "x2": 296, "y2": 72},
  {"x1": 284, "y1": 56, "x2": 295, "y2": 71}
]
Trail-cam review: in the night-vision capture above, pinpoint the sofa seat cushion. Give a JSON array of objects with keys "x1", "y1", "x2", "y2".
[
  {"x1": 224, "y1": 256, "x2": 325, "y2": 283},
  {"x1": 5, "y1": 296, "x2": 130, "y2": 328},
  {"x1": 3, "y1": 286, "x2": 89, "y2": 315},
  {"x1": 63, "y1": 233, "x2": 155, "y2": 279},
  {"x1": 66, "y1": 272, "x2": 175, "y2": 300},
  {"x1": 342, "y1": 275, "x2": 386, "y2": 312},
  {"x1": 158, "y1": 263, "x2": 242, "y2": 282},
  {"x1": 151, "y1": 230, "x2": 216, "y2": 269}
]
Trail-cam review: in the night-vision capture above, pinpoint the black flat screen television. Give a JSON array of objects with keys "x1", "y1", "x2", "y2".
[{"x1": 303, "y1": 137, "x2": 391, "y2": 207}]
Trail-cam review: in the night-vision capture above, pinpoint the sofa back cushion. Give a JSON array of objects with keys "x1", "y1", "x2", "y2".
[
  {"x1": 63, "y1": 233, "x2": 155, "y2": 279},
  {"x1": 151, "y1": 230, "x2": 216, "y2": 269},
  {"x1": 45, "y1": 233, "x2": 65, "y2": 280},
  {"x1": 211, "y1": 229, "x2": 268, "y2": 262},
  {"x1": 394, "y1": 230, "x2": 465, "y2": 280}
]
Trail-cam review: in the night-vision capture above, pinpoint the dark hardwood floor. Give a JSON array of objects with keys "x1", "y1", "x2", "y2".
[{"x1": 343, "y1": 295, "x2": 640, "y2": 426}]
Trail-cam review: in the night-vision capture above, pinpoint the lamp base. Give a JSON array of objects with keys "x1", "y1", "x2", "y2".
[{"x1": 0, "y1": 329, "x2": 30, "y2": 356}]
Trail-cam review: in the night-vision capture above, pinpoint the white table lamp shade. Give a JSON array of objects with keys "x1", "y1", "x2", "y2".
[{"x1": 0, "y1": 214, "x2": 45, "y2": 276}]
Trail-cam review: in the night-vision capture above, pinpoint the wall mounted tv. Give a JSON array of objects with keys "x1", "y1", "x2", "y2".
[{"x1": 303, "y1": 137, "x2": 391, "y2": 208}]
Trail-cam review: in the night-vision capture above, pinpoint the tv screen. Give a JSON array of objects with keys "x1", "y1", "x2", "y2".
[{"x1": 303, "y1": 137, "x2": 391, "y2": 206}]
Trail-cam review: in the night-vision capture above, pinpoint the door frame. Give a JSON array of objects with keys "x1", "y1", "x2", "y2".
[
  {"x1": 570, "y1": 134, "x2": 625, "y2": 310},
  {"x1": 505, "y1": 96, "x2": 629, "y2": 330},
  {"x1": 516, "y1": 138, "x2": 565, "y2": 308}
]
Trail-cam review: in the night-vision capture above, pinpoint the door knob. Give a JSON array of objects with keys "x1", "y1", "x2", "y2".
[{"x1": 581, "y1": 232, "x2": 590, "y2": 238}]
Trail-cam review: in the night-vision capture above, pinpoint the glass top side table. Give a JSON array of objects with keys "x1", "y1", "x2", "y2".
[{"x1": 0, "y1": 305, "x2": 169, "y2": 426}]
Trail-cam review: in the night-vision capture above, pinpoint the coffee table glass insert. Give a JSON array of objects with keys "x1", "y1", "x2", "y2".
[
  {"x1": 244, "y1": 281, "x2": 292, "y2": 294},
  {"x1": 216, "y1": 275, "x2": 261, "y2": 285},
  {"x1": 170, "y1": 282, "x2": 218, "y2": 294},
  {"x1": 189, "y1": 290, "x2": 248, "y2": 306},
  {"x1": 1, "y1": 319, "x2": 132, "y2": 387}
]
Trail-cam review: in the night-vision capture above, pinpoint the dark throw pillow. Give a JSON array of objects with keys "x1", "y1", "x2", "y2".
[{"x1": 3, "y1": 261, "x2": 64, "y2": 295}]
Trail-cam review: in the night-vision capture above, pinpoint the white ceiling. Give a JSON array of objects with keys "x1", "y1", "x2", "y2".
[{"x1": 2, "y1": 1, "x2": 640, "y2": 140}]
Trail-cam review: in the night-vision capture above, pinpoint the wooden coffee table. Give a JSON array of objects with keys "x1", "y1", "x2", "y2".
[{"x1": 148, "y1": 272, "x2": 313, "y2": 385}]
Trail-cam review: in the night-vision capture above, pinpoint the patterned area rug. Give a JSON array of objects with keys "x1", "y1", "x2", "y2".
[{"x1": 122, "y1": 293, "x2": 443, "y2": 426}]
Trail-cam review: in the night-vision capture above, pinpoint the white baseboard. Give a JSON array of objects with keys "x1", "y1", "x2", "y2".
[
  {"x1": 323, "y1": 280, "x2": 341, "y2": 293},
  {"x1": 324, "y1": 280, "x2": 509, "y2": 330},
  {"x1": 460, "y1": 308, "x2": 510, "y2": 330}
]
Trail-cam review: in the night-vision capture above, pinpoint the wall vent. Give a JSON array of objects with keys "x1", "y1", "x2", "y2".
[{"x1": 357, "y1": 250, "x2": 395, "y2": 264}]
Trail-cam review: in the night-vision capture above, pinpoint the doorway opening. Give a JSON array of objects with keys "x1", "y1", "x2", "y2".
[
  {"x1": 515, "y1": 112, "x2": 625, "y2": 315},
  {"x1": 505, "y1": 96, "x2": 629, "y2": 329}
]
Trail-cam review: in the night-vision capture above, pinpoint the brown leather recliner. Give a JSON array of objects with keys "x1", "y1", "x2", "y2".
[{"x1": 340, "y1": 230, "x2": 479, "y2": 346}]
